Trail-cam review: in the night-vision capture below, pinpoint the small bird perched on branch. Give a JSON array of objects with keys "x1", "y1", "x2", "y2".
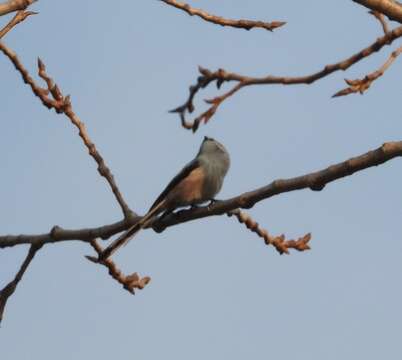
[{"x1": 99, "y1": 136, "x2": 230, "y2": 260}]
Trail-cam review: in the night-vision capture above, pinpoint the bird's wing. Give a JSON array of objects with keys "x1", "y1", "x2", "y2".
[{"x1": 149, "y1": 158, "x2": 201, "y2": 211}]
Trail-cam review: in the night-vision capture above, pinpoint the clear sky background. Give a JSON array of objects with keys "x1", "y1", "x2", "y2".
[{"x1": 1, "y1": 1, "x2": 402, "y2": 359}]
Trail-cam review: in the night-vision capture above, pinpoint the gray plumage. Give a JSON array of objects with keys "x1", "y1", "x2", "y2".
[{"x1": 194, "y1": 136, "x2": 230, "y2": 201}]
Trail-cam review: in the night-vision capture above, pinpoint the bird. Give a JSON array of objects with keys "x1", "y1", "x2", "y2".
[{"x1": 98, "y1": 136, "x2": 230, "y2": 260}]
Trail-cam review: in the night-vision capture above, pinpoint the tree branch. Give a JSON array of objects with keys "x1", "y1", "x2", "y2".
[
  {"x1": 0, "y1": 9, "x2": 35, "y2": 39},
  {"x1": 333, "y1": 44, "x2": 402, "y2": 96},
  {"x1": 160, "y1": 0, "x2": 285, "y2": 32},
  {"x1": 0, "y1": 0, "x2": 35, "y2": 17},
  {"x1": 0, "y1": 244, "x2": 41, "y2": 323},
  {"x1": 85, "y1": 240, "x2": 150, "y2": 294},
  {"x1": 370, "y1": 10, "x2": 391, "y2": 33},
  {"x1": 227, "y1": 210, "x2": 311, "y2": 255},
  {"x1": 0, "y1": 218, "x2": 143, "y2": 248},
  {"x1": 0, "y1": 42, "x2": 134, "y2": 218},
  {"x1": 0, "y1": 10, "x2": 42, "y2": 323},
  {"x1": 2, "y1": 1, "x2": 402, "y2": 324},
  {"x1": 2, "y1": 141, "x2": 401, "y2": 249},
  {"x1": 154, "y1": 141, "x2": 402, "y2": 229},
  {"x1": 354, "y1": 0, "x2": 402, "y2": 23},
  {"x1": 172, "y1": 25, "x2": 402, "y2": 132}
]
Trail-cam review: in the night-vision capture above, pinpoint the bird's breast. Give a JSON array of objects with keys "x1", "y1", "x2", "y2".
[{"x1": 166, "y1": 166, "x2": 206, "y2": 207}]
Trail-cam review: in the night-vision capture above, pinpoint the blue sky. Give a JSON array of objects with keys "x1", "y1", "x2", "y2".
[{"x1": 1, "y1": 1, "x2": 402, "y2": 359}]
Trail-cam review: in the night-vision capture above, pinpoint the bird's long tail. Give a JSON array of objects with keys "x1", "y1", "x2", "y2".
[{"x1": 98, "y1": 200, "x2": 166, "y2": 260}]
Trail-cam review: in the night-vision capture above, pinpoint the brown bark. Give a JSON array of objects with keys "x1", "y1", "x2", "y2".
[
  {"x1": 161, "y1": 0, "x2": 285, "y2": 31},
  {"x1": 2, "y1": 142, "x2": 401, "y2": 249},
  {"x1": 353, "y1": 0, "x2": 402, "y2": 23},
  {"x1": 0, "y1": 0, "x2": 35, "y2": 17}
]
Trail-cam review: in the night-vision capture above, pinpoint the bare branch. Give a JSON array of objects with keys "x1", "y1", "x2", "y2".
[
  {"x1": 0, "y1": 217, "x2": 143, "y2": 248},
  {"x1": 0, "y1": 244, "x2": 41, "y2": 323},
  {"x1": 227, "y1": 210, "x2": 311, "y2": 255},
  {"x1": 354, "y1": 0, "x2": 402, "y2": 23},
  {"x1": 0, "y1": 0, "x2": 35, "y2": 17},
  {"x1": 0, "y1": 43, "x2": 134, "y2": 218},
  {"x1": 370, "y1": 10, "x2": 390, "y2": 33},
  {"x1": 85, "y1": 240, "x2": 150, "y2": 294},
  {"x1": 160, "y1": 0, "x2": 285, "y2": 32},
  {"x1": 0, "y1": 9, "x2": 35, "y2": 39},
  {"x1": 333, "y1": 44, "x2": 402, "y2": 97},
  {"x1": 172, "y1": 25, "x2": 402, "y2": 131},
  {"x1": 154, "y1": 141, "x2": 402, "y2": 229},
  {"x1": 0, "y1": 239, "x2": 149, "y2": 323},
  {"x1": 2, "y1": 141, "x2": 402, "y2": 249}
]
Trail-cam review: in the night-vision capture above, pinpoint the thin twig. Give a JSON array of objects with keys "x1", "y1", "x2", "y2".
[
  {"x1": 0, "y1": 244, "x2": 42, "y2": 323},
  {"x1": 227, "y1": 210, "x2": 311, "y2": 255},
  {"x1": 85, "y1": 240, "x2": 150, "y2": 294},
  {"x1": 0, "y1": 43, "x2": 133, "y2": 218},
  {"x1": 0, "y1": 9, "x2": 36, "y2": 39},
  {"x1": 2, "y1": 141, "x2": 402, "y2": 248},
  {"x1": 370, "y1": 10, "x2": 390, "y2": 34},
  {"x1": 333, "y1": 44, "x2": 402, "y2": 96},
  {"x1": 160, "y1": 0, "x2": 285, "y2": 32},
  {"x1": 172, "y1": 25, "x2": 402, "y2": 131}
]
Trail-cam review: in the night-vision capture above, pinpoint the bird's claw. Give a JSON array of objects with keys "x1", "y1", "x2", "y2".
[{"x1": 207, "y1": 198, "x2": 220, "y2": 211}]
